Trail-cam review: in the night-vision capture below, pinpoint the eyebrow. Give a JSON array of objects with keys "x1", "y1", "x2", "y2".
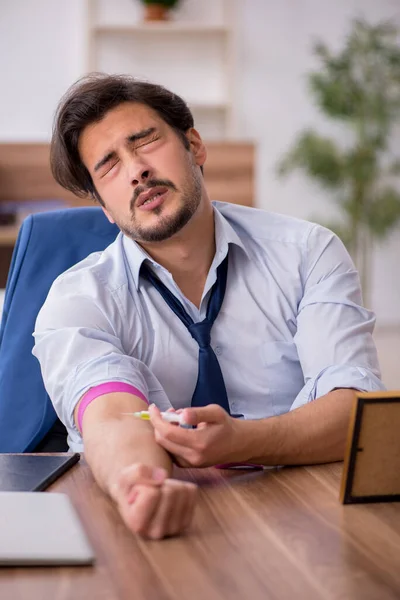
[{"x1": 93, "y1": 127, "x2": 157, "y2": 173}]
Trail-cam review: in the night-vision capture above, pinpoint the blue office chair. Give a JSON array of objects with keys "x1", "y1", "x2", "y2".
[{"x1": 0, "y1": 207, "x2": 119, "y2": 452}]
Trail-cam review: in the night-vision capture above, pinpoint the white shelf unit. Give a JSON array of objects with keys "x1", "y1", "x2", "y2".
[
  {"x1": 85, "y1": 0, "x2": 236, "y2": 140},
  {"x1": 93, "y1": 23, "x2": 230, "y2": 34}
]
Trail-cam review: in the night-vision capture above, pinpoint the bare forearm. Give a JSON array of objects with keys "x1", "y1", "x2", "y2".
[
  {"x1": 239, "y1": 388, "x2": 355, "y2": 466},
  {"x1": 84, "y1": 419, "x2": 173, "y2": 495},
  {"x1": 75, "y1": 393, "x2": 173, "y2": 496}
]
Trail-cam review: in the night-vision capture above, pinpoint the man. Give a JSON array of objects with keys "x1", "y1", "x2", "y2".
[{"x1": 33, "y1": 73, "x2": 384, "y2": 540}]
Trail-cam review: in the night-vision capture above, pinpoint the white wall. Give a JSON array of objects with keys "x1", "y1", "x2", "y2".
[
  {"x1": 235, "y1": 0, "x2": 400, "y2": 325},
  {"x1": 1, "y1": 0, "x2": 400, "y2": 325},
  {"x1": 0, "y1": 0, "x2": 86, "y2": 141}
]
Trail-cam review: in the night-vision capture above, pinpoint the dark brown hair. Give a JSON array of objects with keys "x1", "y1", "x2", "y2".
[{"x1": 50, "y1": 73, "x2": 195, "y2": 201}]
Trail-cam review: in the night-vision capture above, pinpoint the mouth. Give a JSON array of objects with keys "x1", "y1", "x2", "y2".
[{"x1": 137, "y1": 186, "x2": 169, "y2": 210}]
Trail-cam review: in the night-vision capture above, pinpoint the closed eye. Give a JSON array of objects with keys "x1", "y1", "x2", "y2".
[
  {"x1": 101, "y1": 161, "x2": 119, "y2": 177},
  {"x1": 135, "y1": 136, "x2": 160, "y2": 150}
]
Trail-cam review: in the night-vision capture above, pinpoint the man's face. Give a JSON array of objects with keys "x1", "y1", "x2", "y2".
[{"x1": 79, "y1": 102, "x2": 206, "y2": 243}]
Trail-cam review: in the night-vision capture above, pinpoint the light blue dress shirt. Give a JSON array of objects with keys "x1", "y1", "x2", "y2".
[{"x1": 33, "y1": 202, "x2": 384, "y2": 451}]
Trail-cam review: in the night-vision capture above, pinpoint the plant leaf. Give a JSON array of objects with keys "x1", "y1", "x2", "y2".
[
  {"x1": 277, "y1": 131, "x2": 346, "y2": 188},
  {"x1": 364, "y1": 187, "x2": 400, "y2": 238},
  {"x1": 387, "y1": 159, "x2": 400, "y2": 176}
]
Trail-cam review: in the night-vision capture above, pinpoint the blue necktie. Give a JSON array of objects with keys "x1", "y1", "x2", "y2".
[{"x1": 140, "y1": 255, "x2": 231, "y2": 414}]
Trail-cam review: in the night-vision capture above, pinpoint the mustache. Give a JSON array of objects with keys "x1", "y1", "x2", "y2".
[{"x1": 131, "y1": 179, "x2": 178, "y2": 209}]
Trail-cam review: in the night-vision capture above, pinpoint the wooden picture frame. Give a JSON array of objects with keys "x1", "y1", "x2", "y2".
[{"x1": 340, "y1": 391, "x2": 400, "y2": 504}]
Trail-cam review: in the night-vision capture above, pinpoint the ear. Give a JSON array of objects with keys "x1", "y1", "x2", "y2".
[
  {"x1": 186, "y1": 128, "x2": 207, "y2": 167},
  {"x1": 101, "y1": 206, "x2": 115, "y2": 224}
]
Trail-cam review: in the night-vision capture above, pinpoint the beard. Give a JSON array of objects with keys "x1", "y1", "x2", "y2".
[{"x1": 110, "y1": 162, "x2": 203, "y2": 243}]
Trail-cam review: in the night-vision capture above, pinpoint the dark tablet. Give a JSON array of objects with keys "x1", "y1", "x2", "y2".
[{"x1": 0, "y1": 453, "x2": 80, "y2": 492}]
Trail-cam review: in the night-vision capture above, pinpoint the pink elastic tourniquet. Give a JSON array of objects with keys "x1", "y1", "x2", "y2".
[{"x1": 77, "y1": 382, "x2": 148, "y2": 431}]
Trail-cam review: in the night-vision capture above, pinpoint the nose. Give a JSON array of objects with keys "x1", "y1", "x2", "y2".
[{"x1": 128, "y1": 158, "x2": 152, "y2": 187}]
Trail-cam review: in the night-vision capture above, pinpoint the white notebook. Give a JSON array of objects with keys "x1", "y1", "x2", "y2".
[{"x1": 0, "y1": 492, "x2": 95, "y2": 566}]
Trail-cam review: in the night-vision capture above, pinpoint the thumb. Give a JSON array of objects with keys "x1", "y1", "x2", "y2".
[
  {"x1": 128, "y1": 464, "x2": 167, "y2": 485},
  {"x1": 181, "y1": 404, "x2": 225, "y2": 426},
  {"x1": 112, "y1": 463, "x2": 167, "y2": 500}
]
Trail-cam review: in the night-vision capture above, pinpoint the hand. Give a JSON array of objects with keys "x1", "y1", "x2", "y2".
[
  {"x1": 110, "y1": 463, "x2": 197, "y2": 540},
  {"x1": 149, "y1": 403, "x2": 244, "y2": 467}
]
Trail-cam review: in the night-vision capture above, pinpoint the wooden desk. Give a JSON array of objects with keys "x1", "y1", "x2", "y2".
[{"x1": 1, "y1": 460, "x2": 399, "y2": 600}]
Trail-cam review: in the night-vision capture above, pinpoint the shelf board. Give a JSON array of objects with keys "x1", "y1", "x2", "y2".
[
  {"x1": 188, "y1": 102, "x2": 231, "y2": 111},
  {"x1": 92, "y1": 23, "x2": 229, "y2": 35},
  {"x1": 0, "y1": 225, "x2": 19, "y2": 246}
]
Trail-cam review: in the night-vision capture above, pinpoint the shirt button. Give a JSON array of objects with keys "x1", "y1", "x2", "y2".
[{"x1": 214, "y1": 346, "x2": 222, "y2": 356}]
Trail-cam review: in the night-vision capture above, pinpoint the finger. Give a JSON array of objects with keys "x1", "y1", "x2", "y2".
[
  {"x1": 154, "y1": 434, "x2": 208, "y2": 468},
  {"x1": 149, "y1": 403, "x2": 168, "y2": 430},
  {"x1": 114, "y1": 463, "x2": 167, "y2": 499},
  {"x1": 165, "y1": 481, "x2": 186, "y2": 537},
  {"x1": 146, "y1": 481, "x2": 176, "y2": 540},
  {"x1": 153, "y1": 433, "x2": 195, "y2": 464},
  {"x1": 174, "y1": 456, "x2": 192, "y2": 468},
  {"x1": 150, "y1": 406, "x2": 196, "y2": 446},
  {"x1": 181, "y1": 405, "x2": 226, "y2": 427},
  {"x1": 182, "y1": 483, "x2": 198, "y2": 532},
  {"x1": 168, "y1": 482, "x2": 197, "y2": 537},
  {"x1": 169, "y1": 409, "x2": 185, "y2": 420},
  {"x1": 161, "y1": 407, "x2": 183, "y2": 427},
  {"x1": 123, "y1": 485, "x2": 161, "y2": 537}
]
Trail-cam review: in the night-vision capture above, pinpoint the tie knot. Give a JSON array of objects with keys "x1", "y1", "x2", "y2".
[{"x1": 188, "y1": 320, "x2": 212, "y2": 348}]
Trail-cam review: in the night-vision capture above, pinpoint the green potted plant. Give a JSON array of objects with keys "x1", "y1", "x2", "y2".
[
  {"x1": 140, "y1": 0, "x2": 180, "y2": 22},
  {"x1": 277, "y1": 19, "x2": 400, "y2": 305}
]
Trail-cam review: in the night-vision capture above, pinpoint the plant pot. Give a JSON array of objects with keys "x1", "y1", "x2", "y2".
[{"x1": 144, "y1": 4, "x2": 169, "y2": 21}]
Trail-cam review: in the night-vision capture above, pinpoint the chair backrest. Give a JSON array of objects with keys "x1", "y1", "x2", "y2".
[{"x1": 0, "y1": 207, "x2": 119, "y2": 452}]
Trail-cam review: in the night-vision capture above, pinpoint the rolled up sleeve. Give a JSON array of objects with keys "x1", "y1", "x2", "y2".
[
  {"x1": 33, "y1": 271, "x2": 167, "y2": 447},
  {"x1": 290, "y1": 223, "x2": 385, "y2": 411}
]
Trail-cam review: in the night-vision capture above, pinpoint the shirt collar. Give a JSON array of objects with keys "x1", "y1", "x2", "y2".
[
  {"x1": 213, "y1": 203, "x2": 249, "y2": 261},
  {"x1": 122, "y1": 203, "x2": 249, "y2": 290}
]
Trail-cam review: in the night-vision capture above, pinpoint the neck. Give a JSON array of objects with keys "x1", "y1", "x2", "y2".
[{"x1": 138, "y1": 199, "x2": 216, "y2": 301}]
